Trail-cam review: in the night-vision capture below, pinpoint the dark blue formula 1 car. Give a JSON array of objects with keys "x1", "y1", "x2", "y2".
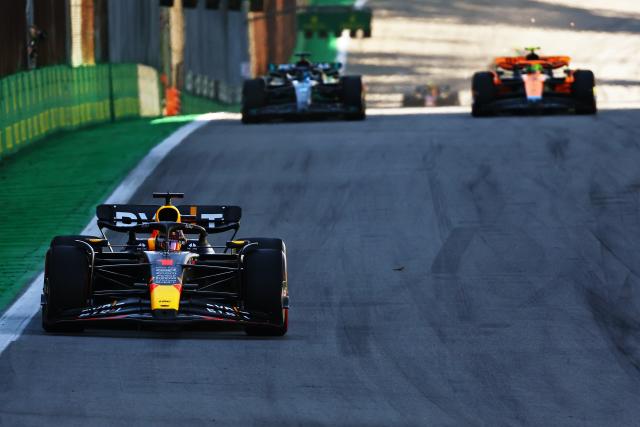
[{"x1": 41, "y1": 192, "x2": 289, "y2": 336}]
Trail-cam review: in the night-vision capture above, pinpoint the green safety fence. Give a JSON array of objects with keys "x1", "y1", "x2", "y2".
[
  {"x1": 111, "y1": 64, "x2": 140, "y2": 120},
  {"x1": 0, "y1": 63, "x2": 141, "y2": 160}
]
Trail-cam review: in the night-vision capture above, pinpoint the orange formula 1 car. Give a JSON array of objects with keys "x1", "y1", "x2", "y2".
[{"x1": 471, "y1": 48, "x2": 596, "y2": 117}]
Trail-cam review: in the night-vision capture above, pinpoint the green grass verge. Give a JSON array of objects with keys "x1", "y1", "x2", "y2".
[
  {"x1": 181, "y1": 93, "x2": 240, "y2": 115},
  {"x1": 0, "y1": 118, "x2": 191, "y2": 312}
]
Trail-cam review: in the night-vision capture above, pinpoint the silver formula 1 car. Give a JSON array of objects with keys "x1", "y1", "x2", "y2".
[{"x1": 242, "y1": 53, "x2": 365, "y2": 123}]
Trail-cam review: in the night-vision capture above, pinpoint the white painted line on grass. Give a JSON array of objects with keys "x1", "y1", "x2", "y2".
[
  {"x1": 0, "y1": 112, "x2": 222, "y2": 355},
  {"x1": 0, "y1": 273, "x2": 43, "y2": 349}
]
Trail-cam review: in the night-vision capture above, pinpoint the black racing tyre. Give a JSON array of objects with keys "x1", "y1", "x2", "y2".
[
  {"x1": 243, "y1": 246, "x2": 288, "y2": 336},
  {"x1": 471, "y1": 72, "x2": 496, "y2": 117},
  {"x1": 42, "y1": 245, "x2": 89, "y2": 332},
  {"x1": 242, "y1": 79, "x2": 267, "y2": 124},
  {"x1": 342, "y1": 75, "x2": 366, "y2": 120},
  {"x1": 572, "y1": 70, "x2": 597, "y2": 115},
  {"x1": 402, "y1": 94, "x2": 424, "y2": 107},
  {"x1": 50, "y1": 235, "x2": 103, "y2": 249},
  {"x1": 238, "y1": 237, "x2": 286, "y2": 252}
]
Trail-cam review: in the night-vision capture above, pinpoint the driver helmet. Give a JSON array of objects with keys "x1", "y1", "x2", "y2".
[
  {"x1": 161, "y1": 230, "x2": 185, "y2": 251},
  {"x1": 527, "y1": 63, "x2": 543, "y2": 73},
  {"x1": 525, "y1": 51, "x2": 540, "y2": 60},
  {"x1": 296, "y1": 58, "x2": 312, "y2": 68}
]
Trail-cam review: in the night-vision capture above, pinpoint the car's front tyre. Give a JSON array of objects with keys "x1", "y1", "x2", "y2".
[
  {"x1": 42, "y1": 244, "x2": 89, "y2": 332},
  {"x1": 572, "y1": 70, "x2": 597, "y2": 115},
  {"x1": 242, "y1": 241, "x2": 288, "y2": 337},
  {"x1": 242, "y1": 79, "x2": 267, "y2": 124},
  {"x1": 471, "y1": 72, "x2": 496, "y2": 117},
  {"x1": 342, "y1": 76, "x2": 366, "y2": 121}
]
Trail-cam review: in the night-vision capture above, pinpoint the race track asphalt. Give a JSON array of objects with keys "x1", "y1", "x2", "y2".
[{"x1": 2, "y1": 109, "x2": 640, "y2": 426}]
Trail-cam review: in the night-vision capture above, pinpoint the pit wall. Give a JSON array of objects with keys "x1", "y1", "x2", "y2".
[{"x1": 0, "y1": 63, "x2": 162, "y2": 161}]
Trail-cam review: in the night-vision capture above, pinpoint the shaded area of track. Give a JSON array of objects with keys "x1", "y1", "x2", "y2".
[{"x1": 2, "y1": 111, "x2": 640, "y2": 425}]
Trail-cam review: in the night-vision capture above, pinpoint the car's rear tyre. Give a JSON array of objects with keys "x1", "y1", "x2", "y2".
[
  {"x1": 572, "y1": 70, "x2": 597, "y2": 115},
  {"x1": 342, "y1": 76, "x2": 366, "y2": 120},
  {"x1": 50, "y1": 235, "x2": 104, "y2": 250},
  {"x1": 402, "y1": 93, "x2": 424, "y2": 107},
  {"x1": 42, "y1": 245, "x2": 89, "y2": 333},
  {"x1": 243, "y1": 244, "x2": 288, "y2": 336},
  {"x1": 242, "y1": 79, "x2": 267, "y2": 124},
  {"x1": 441, "y1": 92, "x2": 460, "y2": 106},
  {"x1": 471, "y1": 72, "x2": 496, "y2": 117},
  {"x1": 238, "y1": 237, "x2": 286, "y2": 252}
]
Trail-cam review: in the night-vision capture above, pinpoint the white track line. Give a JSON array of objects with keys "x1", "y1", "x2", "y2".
[{"x1": 0, "y1": 112, "x2": 222, "y2": 355}]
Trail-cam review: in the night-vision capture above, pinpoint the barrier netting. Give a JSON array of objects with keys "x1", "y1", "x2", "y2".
[{"x1": 0, "y1": 63, "x2": 140, "y2": 160}]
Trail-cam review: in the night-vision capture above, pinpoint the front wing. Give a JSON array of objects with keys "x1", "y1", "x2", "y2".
[
  {"x1": 43, "y1": 297, "x2": 283, "y2": 328},
  {"x1": 477, "y1": 95, "x2": 586, "y2": 115},
  {"x1": 244, "y1": 102, "x2": 361, "y2": 119}
]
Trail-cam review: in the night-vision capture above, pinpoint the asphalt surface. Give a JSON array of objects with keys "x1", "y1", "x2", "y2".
[{"x1": 1, "y1": 109, "x2": 640, "y2": 426}]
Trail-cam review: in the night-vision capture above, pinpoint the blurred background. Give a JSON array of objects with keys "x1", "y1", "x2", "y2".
[
  {"x1": 347, "y1": 0, "x2": 640, "y2": 107},
  {"x1": 0, "y1": 0, "x2": 640, "y2": 157},
  {"x1": 1, "y1": 0, "x2": 639, "y2": 160},
  {"x1": 0, "y1": 0, "x2": 377, "y2": 159}
]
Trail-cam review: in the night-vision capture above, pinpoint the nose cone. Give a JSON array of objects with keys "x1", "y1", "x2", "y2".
[
  {"x1": 523, "y1": 72, "x2": 547, "y2": 102},
  {"x1": 150, "y1": 283, "x2": 182, "y2": 311},
  {"x1": 293, "y1": 80, "x2": 313, "y2": 111}
]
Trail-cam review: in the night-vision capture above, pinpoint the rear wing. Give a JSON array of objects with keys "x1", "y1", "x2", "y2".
[
  {"x1": 96, "y1": 204, "x2": 242, "y2": 233},
  {"x1": 494, "y1": 56, "x2": 571, "y2": 70}
]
